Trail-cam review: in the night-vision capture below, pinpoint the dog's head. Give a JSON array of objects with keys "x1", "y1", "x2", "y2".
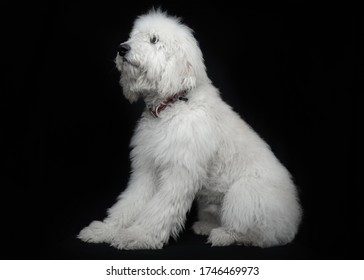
[{"x1": 115, "y1": 9, "x2": 208, "y2": 103}]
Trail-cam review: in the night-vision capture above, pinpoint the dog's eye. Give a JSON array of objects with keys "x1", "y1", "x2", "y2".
[{"x1": 150, "y1": 35, "x2": 158, "y2": 44}]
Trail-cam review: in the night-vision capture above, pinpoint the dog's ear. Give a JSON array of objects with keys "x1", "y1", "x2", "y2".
[
  {"x1": 158, "y1": 47, "x2": 199, "y2": 98},
  {"x1": 181, "y1": 61, "x2": 196, "y2": 91}
]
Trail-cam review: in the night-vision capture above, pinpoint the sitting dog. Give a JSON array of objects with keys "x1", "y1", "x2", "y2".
[{"x1": 78, "y1": 9, "x2": 302, "y2": 250}]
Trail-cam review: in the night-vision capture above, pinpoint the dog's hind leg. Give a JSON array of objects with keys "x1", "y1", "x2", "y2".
[
  {"x1": 208, "y1": 176, "x2": 299, "y2": 247},
  {"x1": 207, "y1": 179, "x2": 266, "y2": 247}
]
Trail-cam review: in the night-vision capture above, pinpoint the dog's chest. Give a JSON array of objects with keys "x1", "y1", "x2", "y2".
[{"x1": 131, "y1": 115, "x2": 190, "y2": 164}]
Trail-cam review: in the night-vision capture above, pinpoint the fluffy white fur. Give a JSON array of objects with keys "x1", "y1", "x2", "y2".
[{"x1": 78, "y1": 10, "x2": 302, "y2": 250}]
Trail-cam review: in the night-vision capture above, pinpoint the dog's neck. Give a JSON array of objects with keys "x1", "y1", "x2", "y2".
[{"x1": 145, "y1": 91, "x2": 189, "y2": 118}]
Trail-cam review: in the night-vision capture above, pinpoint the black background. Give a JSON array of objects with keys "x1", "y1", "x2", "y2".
[{"x1": 0, "y1": 1, "x2": 361, "y2": 259}]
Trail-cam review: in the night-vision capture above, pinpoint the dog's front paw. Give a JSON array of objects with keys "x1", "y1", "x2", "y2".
[
  {"x1": 78, "y1": 220, "x2": 116, "y2": 243},
  {"x1": 111, "y1": 226, "x2": 164, "y2": 250}
]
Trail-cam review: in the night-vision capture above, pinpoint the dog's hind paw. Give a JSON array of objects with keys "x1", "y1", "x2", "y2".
[
  {"x1": 207, "y1": 227, "x2": 236, "y2": 246},
  {"x1": 192, "y1": 221, "x2": 217, "y2": 236}
]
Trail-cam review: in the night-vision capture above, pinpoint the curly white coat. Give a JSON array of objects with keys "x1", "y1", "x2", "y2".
[{"x1": 78, "y1": 10, "x2": 302, "y2": 250}]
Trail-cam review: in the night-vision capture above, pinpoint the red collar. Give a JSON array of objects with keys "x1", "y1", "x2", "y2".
[{"x1": 149, "y1": 91, "x2": 188, "y2": 118}]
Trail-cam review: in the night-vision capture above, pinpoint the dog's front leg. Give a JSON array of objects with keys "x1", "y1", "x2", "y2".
[
  {"x1": 111, "y1": 166, "x2": 201, "y2": 250},
  {"x1": 78, "y1": 167, "x2": 156, "y2": 244}
]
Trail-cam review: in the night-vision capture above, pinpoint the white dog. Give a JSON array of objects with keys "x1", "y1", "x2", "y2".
[{"x1": 78, "y1": 10, "x2": 302, "y2": 250}]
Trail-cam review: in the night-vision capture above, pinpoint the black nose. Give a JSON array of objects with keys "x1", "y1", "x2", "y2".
[{"x1": 117, "y1": 43, "x2": 130, "y2": 57}]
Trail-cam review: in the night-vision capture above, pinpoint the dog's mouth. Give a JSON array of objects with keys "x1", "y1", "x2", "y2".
[
  {"x1": 116, "y1": 54, "x2": 139, "y2": 71},
  {"x1": 120, "y1": 55, "x2": 138, "y2": 68},
  {"x1": 123, "y1": 57, "x2": 133, "y2": 65}
]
